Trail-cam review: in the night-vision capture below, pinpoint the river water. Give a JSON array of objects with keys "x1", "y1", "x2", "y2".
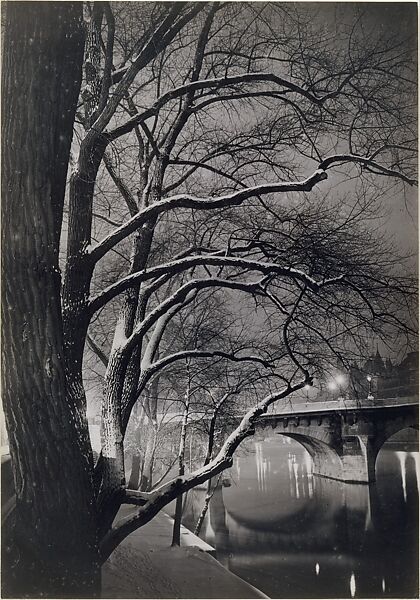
[{"x1": 182, "y1": 435, "x2": 419, "y2": 598}]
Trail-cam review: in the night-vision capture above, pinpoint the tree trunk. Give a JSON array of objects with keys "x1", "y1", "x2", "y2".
[
  {"x1": 194, "y1": 408, "x2": 219, "y2": 535},
  {"x1": 172, "y1": 494, "x2": 184, "y2": 547},
  {"x1": 139, "y1": 381, "x2": 159, "y2": 491},
  {"x1": 194, "y1": 476, "x2": 220, "y2": 536},
  {"x1": 172, "y1": 389, "x2": 190, "y2": 546},
  {"x1": 1, "y1": 3, "x2": 100, "y2": 597},
  {"x1": 98, "y1": 351, "x2": 128, "y2": 535},
  {"x1": 140, "y1": 421, "x2": 158, "y2": 491},
  {"x1": 128, "y1": 453, "x2": 142, "y2": 490}
]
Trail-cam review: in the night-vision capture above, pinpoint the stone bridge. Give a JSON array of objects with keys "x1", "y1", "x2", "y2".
[{"x1": 255, "y1": 400, "x2": 418, "y2": 483}]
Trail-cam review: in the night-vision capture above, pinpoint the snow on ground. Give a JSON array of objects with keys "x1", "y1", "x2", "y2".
[{"x1": 102, "y1": 509, "x2": 268, "y2": 599}]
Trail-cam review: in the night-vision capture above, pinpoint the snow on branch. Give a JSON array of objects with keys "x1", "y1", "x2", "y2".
[
  {"x1": 99, "y1": 376, "x2": 311, "y2": 561},
  {"x1": 319, "y1": 154, "x2": 417, "y2": 186},
  {"x1": 120, "y1": 277, "x2": 268, "y2": 357},
  {"x1": 140, "y1": 291, "x2": 197, "y2": 371},
  {"x1": 88, "y1": 253, "x2": 345, "y2": 316},
  {"x1": 107, "y1": 70, "x2": 353, "y2": 141},
  {"x1": 88, "y1": 169, "x2": 328, "y2": 264},
  {"x1": 89, "y1": 3, "x2": 205, "y2": 136},
  {"x1": 144, "y1": 349, "x2": 275, "y2": 377},
  {"x1": 88, "y1": 150, "x2": 415, "y2": 268}
]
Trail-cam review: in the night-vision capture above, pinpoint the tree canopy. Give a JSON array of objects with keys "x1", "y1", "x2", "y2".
[{"x1": 2, "y1": 2, "x2": 417, "y2": 597}]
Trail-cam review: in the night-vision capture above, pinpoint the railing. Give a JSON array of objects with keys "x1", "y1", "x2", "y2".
[{"x1": 268, "y1": 395, "x2": 418, "y2": 416}]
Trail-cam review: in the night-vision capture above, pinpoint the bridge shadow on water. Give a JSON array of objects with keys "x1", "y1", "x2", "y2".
[{"x1": 182, "y1": 431, "x2": 419, "y2": 599}]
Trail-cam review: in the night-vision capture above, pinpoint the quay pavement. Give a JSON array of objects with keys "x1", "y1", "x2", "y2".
[{"x1": 102, "y1": 506, "x2": 268, "y2": 599}]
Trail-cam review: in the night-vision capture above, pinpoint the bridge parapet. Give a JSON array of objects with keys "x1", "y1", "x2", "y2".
[{"x1": 268, "y1": 395, "x2": 418, "y2": 416}]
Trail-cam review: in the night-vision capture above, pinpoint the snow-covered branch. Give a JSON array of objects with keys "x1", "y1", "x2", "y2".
[
  {"x1": 88, "y1": 148, "x2": 416, "y2": 268},
  {"x1": 145, "y1": 349, "x2": 275, "y2": 377},
  {"x1": 121, "y1": 277, "x2": 268, "y2": 357},
  {"x1": 88, "y1": 252, "x2": 345, "y2": 316},
  {"x1": 88, "y1": 169, "x2": 328, "y2": 264},
  {"x1": 99, "y1": 376, "x2": 310, "y2": 561},
  {"x1": 319, "y1": 154, "x2": 417, "y2": 186}
]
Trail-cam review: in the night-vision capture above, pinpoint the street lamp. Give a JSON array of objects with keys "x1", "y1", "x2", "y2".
[
  {"x1": 336, "y1": 374, "x2": 346, "y2": 386},
  {"x1": 328, "y1": 373, "x2": 347, "y2": 405},
  {"x1": 328, "y1": 381, "x2": 337, "y2": 391},
  {"x1": 335, "y1": 373, "x2": 346, "y2": 403},
  {"x1": 367, "y1": 375, "x2": 374, "y2": 402}
]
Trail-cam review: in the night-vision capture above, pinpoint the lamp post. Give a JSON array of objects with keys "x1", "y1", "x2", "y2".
[
  {"x1": 328, "y1": 380, "x2": 337, "y2": 400},
  {"x1": 367, "y1": 375, "x2": 374, "y2": 403},
  {"x1": 304, "y1": 384, "x2": 310, "y2": 406},
  {"x1": 336, "y1": 374, "x2": 346, "y2": 403},
  {"x1": 328, "y1": 373, "x2": 347, "y2": 406}
]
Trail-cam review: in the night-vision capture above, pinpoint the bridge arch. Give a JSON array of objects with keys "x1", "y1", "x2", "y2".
[
  {"x1": 373, "y1": 424, "x2": 419, "y2": 472},
  {"x1": 376, "y1": 422, "x2": 418, "y2": 450},
  {"x1": 276, "y1": 432, "x2": 344, "y2": 481},
  {"x1": 256, "y1": 402, "x2": 418, "y2": 483}
]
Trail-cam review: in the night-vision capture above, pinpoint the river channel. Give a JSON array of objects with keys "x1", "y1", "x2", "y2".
[{"x1": 182, "y1": 435, "x2": 419, "y2": 598}]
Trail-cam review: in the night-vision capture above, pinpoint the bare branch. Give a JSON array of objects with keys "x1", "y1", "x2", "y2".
[
  {"x1": 107, "y1": 69, "x2": 353, "y2": 141},
  {"x1": 90, "y1": 3, "x2": 206, "y2": 135},
  {"x1": 319, "y1": 153, "x2": 417, "y2": 186},
  {"x1": 88, "y1": 253, "x2": 345, "y2": 316},
  {"x1": 88, "y1": 169, "x2": 328, "y2": 263},
  {"x1": 121, "y1": 277, "x2": 269, "y2": 358},
  {"x1": 86, "y1": 334, "x2": 109, "y2": 368},
  {"x1": 100, "y1": 377, "x2": 310, "y2": 560},
  {"x1": 145, "y1": 349, "x2": 275, "y2": 377}
]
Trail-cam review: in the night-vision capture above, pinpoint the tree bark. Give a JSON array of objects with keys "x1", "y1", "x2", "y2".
[
  {"x1": 140, "y1": 420, "x2": 158, "y2": 492},
  {"x1": 195, "y1": 409, "x2": 218, "y2": 535},
  {"x1": 1, "y1": 3, "x2": 99, "y2": 596},
  {"x1": 194, "y1": 476, "x2": 221, "y2": 536},
  {"x1": 128, "y1": 453, "x2": 142, "y2": 490},
  {"x1": 172, "y1": 389, "x2": 190, "y2": 546}
]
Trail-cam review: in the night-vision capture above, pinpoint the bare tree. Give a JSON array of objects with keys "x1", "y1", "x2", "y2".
[{"x1": 2, "y1": 3, "x2": 417, "y2": 596}]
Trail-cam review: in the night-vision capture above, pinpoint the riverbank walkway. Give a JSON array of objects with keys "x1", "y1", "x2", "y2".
[{"x1": 102, "y1": 506, "x2": 268, "y2": 599}]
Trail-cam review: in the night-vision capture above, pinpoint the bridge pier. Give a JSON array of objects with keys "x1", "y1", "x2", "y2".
[
  {"x1": 339, "y1": 435, "x2": 377, "y2": 483},
  {"x1": 296, "y1": 434, "x2": 377, "y2": 483}
]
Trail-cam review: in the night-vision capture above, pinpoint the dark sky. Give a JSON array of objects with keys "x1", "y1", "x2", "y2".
[
  {"x1": 312, "y1": 2, "x2": 418, "y2": 255},
  {"x1": 310, "y1": 2, "x2": 417, "y2": 34}
]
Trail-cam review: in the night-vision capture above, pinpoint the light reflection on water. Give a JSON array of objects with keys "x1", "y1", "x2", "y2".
[
  {"x1": 182, "y1": 435, "x2": 419, "y2": 599},
  {"x1": 350, "y1": 572, "x2": 356, "y2": 598}
]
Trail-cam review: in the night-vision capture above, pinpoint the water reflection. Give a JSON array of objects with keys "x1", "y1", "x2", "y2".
[
  {"x1": 183, "y1": 435, "x2": 419, "y2": 598},
  {"x1": 396, "y1": 451, "x2": 408, "y2": 502},
  {"x1": 350, "y1": 572, "x2": 356, "y2": 598}
]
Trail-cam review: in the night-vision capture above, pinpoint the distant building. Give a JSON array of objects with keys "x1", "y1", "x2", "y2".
[
  {"x1": 351, "y1": 349, "x2": 418, "y2": 400},
  {"x1": 317, "y1": 349, "x2": 418, "y2": 402}
]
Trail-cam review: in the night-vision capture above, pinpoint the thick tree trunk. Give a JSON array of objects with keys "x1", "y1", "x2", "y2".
[
  {"x1": 97, "y1": 223, "x2": 157, "y2": 527},
  {"x1": 98, "y1": 350, "x2": 128, "y2": 535},
  {"x1": 1, "y1": 3, "x2": 100, "y2": 597}
]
